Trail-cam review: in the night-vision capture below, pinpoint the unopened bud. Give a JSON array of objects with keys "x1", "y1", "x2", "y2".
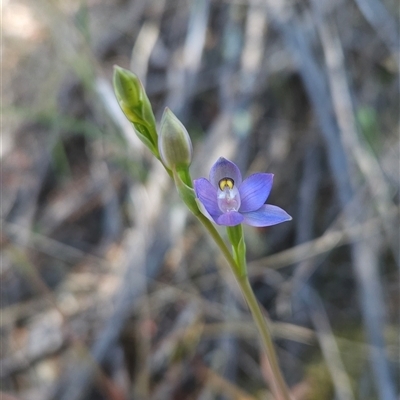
[
  {"x1": 113, "y1": 66, "x2": 158, "y2": 154},
  {"x1": 158, "y1": 108, "x2": 193, "y2": 170}
]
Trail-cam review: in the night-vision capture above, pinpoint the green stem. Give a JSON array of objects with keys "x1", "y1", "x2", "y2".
[
  {"x1": 196, "y1": 214, "x2": 237, "y2": 267},
  {"x1": 236, "y1": 275, "x2": 292, "y2": 400},
  {"x1": 226, "y1": 225, "x2": 247, "y2": 277},
  {"x1": 177, "y1": 167, "x2": 193, "y2": 188},
  {"x1": 197, "y1": 215, "x2": 292, "y2": 400}
]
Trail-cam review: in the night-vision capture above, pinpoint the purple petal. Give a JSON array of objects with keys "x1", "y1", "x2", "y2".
[
  {"x1": 209, "y1": 157, "x2": 242, "y2": 189},
  {"x1": 216, "y1": 211, "x2": 244, "y2": 226},
  {"x1": 239, "y1": 173, "x2": 274, "y2": 212},
  {"x1": 242, "y1": 205, "x2": 292, "y2": 227},
  {"x1": 194, "y1": 178, "x2": 222, "y2": 221},
  {"x1": 196, "y1": 199, "x2": 217, "y2": 223}
]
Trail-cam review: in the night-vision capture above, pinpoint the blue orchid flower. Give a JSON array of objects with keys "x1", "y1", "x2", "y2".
[{"x1": 194, "y1": 157, "x2": 292, "y2": 227}]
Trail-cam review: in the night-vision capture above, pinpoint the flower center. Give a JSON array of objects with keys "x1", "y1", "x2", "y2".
[{"x1": 217, "y1": 178, "x2": 241, "y2": 212}]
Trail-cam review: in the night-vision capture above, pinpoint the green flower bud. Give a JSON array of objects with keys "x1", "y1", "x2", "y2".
[
  {"x1": 113, "y1": 66, "x2": 158, "y2": 156},
  {"x1": 158, "y1": 108, "x2": 193, "y2": 170}
]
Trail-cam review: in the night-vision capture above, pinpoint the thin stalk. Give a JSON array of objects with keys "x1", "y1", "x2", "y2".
[
  {"x1": 196, "y1": 214, "x2": 292, "y2": 400},
  {"x1": 236, "y1": 275, "x2": 292, "y2": 400},
  {"x1": 197, "y1": 214, "x2": 237, "y2": 267}
]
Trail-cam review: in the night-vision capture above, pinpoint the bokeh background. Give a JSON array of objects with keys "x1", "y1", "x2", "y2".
[{"x1": 1, "y1": 0, "x2": 399, "y2": 399}]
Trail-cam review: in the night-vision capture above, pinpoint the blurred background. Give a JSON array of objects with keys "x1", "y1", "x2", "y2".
[{"x1": 1, "y1": 0, "x2": 399, "y2": 399}]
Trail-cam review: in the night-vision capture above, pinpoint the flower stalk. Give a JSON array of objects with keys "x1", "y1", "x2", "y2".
[
  {"x1": 236, "y1": 275, "x2": 292, "y2": 400},
  {"x1": 226, "y1": 225, "x2": 247, "y2": 277},
  {"x1": 202, "y1": 220, "x2": 292, "y2": 399}
]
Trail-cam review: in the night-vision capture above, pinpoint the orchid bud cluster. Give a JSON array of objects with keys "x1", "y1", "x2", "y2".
[{"x1": 113, "y1": 66, "x2": 192, "y2": 171}]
